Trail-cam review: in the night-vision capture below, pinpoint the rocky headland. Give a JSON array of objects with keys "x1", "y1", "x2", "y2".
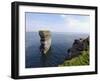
[
  {"x1": 67, "y1": 36, "x2": 89, "y2": 59},
  {"x1": 59, "y1": 36, "x2": 89, "y2": 66}
]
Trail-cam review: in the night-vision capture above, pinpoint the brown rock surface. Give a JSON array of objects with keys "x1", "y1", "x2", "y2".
[{"x1": 39, "y1": 30, "x2": 51, "y2": 54}]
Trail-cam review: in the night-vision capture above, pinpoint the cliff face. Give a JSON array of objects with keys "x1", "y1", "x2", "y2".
[
  {"x1": 39, "y1": 30, "x2": 51, "y2": 54},
  {"x1": 67, "y1": 37, "x2": 89, "y2": 59}
]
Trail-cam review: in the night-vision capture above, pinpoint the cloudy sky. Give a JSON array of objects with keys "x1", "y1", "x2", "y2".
[{"x1": 25, "y1": 12, "x2": 90, "y2": 33}]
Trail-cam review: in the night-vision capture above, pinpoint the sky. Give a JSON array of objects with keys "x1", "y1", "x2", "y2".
[{"x1": 25, "y1": 12, "x2": 90, "y2": 34}]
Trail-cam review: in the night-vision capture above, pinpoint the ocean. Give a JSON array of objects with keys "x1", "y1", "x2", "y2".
[{"x1": 25, "y1": 32, "x2": 88, "y2": 68}]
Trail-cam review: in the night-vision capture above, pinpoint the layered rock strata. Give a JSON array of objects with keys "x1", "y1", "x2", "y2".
[{"x1": 39, "y1": 30, "x2": 51, "y2": 54}]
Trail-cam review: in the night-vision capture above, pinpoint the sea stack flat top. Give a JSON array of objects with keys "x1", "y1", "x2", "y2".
[{"x1": 39, "y1": 30, "x2": 51, "y2": 38}]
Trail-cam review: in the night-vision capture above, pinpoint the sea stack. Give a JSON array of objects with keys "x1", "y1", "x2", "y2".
[{"x1": 39, "y1": 30, "x2": 51, "y2": 54}]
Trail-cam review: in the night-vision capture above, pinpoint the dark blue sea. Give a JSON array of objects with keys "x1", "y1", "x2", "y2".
[{"x1": 25, "y1": 32, "x2": 88, "y2": 68}]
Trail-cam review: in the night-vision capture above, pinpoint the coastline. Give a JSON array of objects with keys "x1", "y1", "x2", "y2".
[{"x1": 59, "y1": 37, "x2": 89, "y2": 66}]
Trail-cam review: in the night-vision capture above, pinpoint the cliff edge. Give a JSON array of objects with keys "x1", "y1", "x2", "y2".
[
  {"x1": 59, "y1": 36, "x2": 89, "y2": 66},
  {"x1": 67, "y1": 36, "x2": 89, "y2": 59}
]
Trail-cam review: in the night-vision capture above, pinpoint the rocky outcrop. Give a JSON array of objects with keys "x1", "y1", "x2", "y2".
[
  {"x1": 67, "y1": 37, "x2": 89, "y2": 59},
  {"x1": 39, "y1": 30, "x2": 51, "y2": 54}
]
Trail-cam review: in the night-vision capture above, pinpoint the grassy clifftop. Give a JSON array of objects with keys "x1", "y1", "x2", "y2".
[
  {"x1": 59, "y1": 37, "x2": 89, "y2": 66},
  {"x1": 59, "y1": 50, "x2": 89, "y2": 66}
]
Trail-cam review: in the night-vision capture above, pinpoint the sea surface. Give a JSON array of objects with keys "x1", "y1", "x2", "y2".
[{"x1": 25, "y1": 32, "x2": 88, "y2": 68}]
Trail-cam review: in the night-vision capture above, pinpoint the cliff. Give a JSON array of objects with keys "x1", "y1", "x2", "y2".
[
  {"x1": 39, "y1": 30, "x2": 51, "y2": 54},
  {"x1": 59, "y1": 36, "x2": 89, "y2": 66},
  {"x1": 67, "y1": 37, "x2": 89, "y2": 59},
  {"x1": 59, "y1": 50, "x2": 89, "y2": 66}
]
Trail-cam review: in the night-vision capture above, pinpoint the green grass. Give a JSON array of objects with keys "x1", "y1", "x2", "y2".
[{"x1": 59, "y1": 50, "x2": 89, "y2": 66}]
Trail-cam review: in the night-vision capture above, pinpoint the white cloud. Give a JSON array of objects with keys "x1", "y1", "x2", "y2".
[
  {"x1": 60, "y1": 15, "x2": 66, "y2": 18},
  {"x1": 64, "y1": 17, "x2": 90, "y2": 33},
  {"x1": 26, "y1": 14, "x2": 90, "y2": 33}
]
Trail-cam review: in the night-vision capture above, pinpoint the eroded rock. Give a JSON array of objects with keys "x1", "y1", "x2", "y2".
[
  {"x1": 67, "y1": 36, "x2": 89, "y2": 59},
  {"x1": 39, "y1": 30, "x2": 51, "y2": 54}
]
